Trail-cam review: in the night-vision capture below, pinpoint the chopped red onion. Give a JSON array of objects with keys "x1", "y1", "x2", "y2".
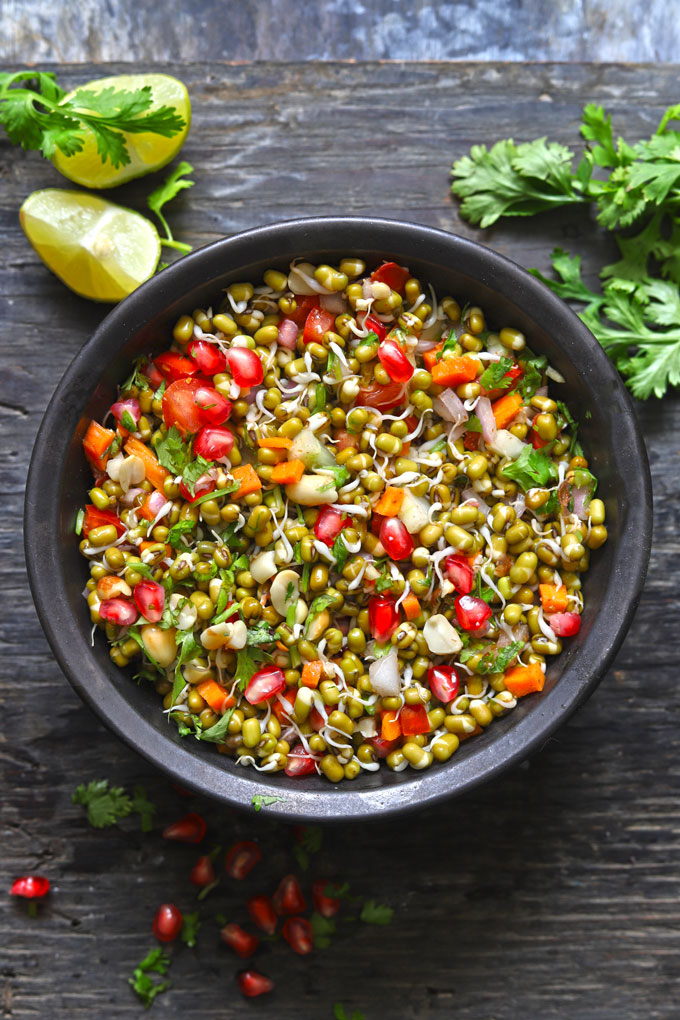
[
  {"x1": 415, "y1": 335, "x2": 441, "y2": 352},
  {"x1": 320, "y1": 293, "x2": 346, "y2": 314},
  {"x1": 571, "y1": 486, "x2": 590, "y2": 520},
  {"x1": 145, "y1": 489, "x2": 168, "y2": 517},
  {"x1": 277, "y1": 319, "x2": 298, "y2": 349},
  {"x1": 476, "y1": 396, "x2": 497, "y2": 444},
  {"x1": 433, "y1": 389, "x2": 468, "y2": 424},
  {"x1": 447, "y1": 420, "x2": 467, "y2": 443},
  {"x1": 119, "y1": 487, "x2": 145, "y2": 508},
  {"x1": 461, "y1": 487, "x2": 490, "y2": 516}
]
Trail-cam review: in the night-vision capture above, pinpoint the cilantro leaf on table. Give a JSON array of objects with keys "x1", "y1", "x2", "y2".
[
  {"x1": 129, "y1": 948, "x2": 171, "y2": 1009},
  {"x1": 502, "y1": 444, "x2": 558, "y2": 492},
  {"x1": 310, "y1": 911, "x2": 336, "y2": 949},
  {"x1": 72, "y1": 780, "x2": 132, "y2": 828},
  {"x1": 293, "y1": 825, "x2": 323, "y2": 872},
  {"x1": 359, "y1": 899, "x2": 394, "y2": 926},
  {"x1": 0, "y1": 71, "x2": 185, "y2": 167},
  {"x1": 181, "y1": 911, "x2": 201, "y2": 948},
  {"x1": 147, "y1": 161, "x2": 194, "y2": 254},
  {"x1": 334, "y1": 1003, "x2": 366, "y2": 1020}
]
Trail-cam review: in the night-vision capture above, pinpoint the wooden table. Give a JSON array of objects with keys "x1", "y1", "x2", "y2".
[{"x1": 2, "y1": 63, "x2": 678, "y2": 1019}]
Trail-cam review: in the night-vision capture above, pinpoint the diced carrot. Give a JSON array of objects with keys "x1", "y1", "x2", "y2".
[
  {"x1": 423, "y1": 344, "x2": 444, "y2": 371},
  {"x1": 82, "y1": 420, "x2": 116, "y2": 473},
  {"x1": 257, "y1": 437, "x2": 292, "y2": 449},
  {"x1": 276, "y1": 641, "x2": 289, "y2": 653},
  {"x1": 124, "y1": 436, "x2": 169, "y2": 493},
  {"x1": 373, "y1": 487, "x2": 405, "y2": 517},
  {"x1": 503, "y1": 662, "x2": 545, "y2": 698},
  {"x1": 139, "y1": 540, "x2": 172, "y2": 558},
  {"x1": 401, "y1": 593, "x2": 421, "y2": 621},
  {"x1": 430, "y1": 356, "x2": 481, "y2": 387},
  {"x1": 196, "y1": 679, "x2": 234, "y2": 714},
  {"x1": 301, "y1": 661, "x2": 323, "y2": 689},
  {"x1": 539, "y1": 583, "x2": 569, "y2": 614},
  {"x1": 491, "y1": 392, "x2": 523, "y2": 429},
  {"x1": 270, "y1": 459, "x2": 305, "y2": 485},
  {"x1": 231, "y1": 463, "x2": 262, "y2": 499},
  {"x1": 381, "y1": 710, "x2": 402, "y2": 741}
]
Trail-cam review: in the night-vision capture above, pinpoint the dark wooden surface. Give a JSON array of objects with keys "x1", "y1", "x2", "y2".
[{"x1": 2, "y1": 63, "x2": 679, "y2": 1020}]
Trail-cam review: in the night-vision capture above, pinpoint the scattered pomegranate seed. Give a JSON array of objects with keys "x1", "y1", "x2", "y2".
[
  {"x1": 162, "y1": 812, "x2": 206, "y2": 844},
  {"x1": 237, "y1": 969, "x2": 273, "y2": 998},
  {"x1": 311, "y1": 879, "x2": 341, "y2": 918},
  {"x1": 152, "y1": 903, "x2": 183, "y2": 942},
  {"x1": 225, "y1": 841, "x2": 261, "y2": 880},
  {"x1": 272, "y1": 874, "x2": 307, "y2": 916},
  {"x1": 246, "y1": 895, "x2": 277, "y2": 935},
  {"x1": 189, "y1": 854, "x2": 215, "y2": 887},
  {"x1": 282, "y1": 916, "x2": 314, "y2": 955},
  {"x1": 10, "y1": 876, "x2": 50, "y2": 899},
  {"x1": 220, "y1": 923, "x2": 260, "y2": 959}
]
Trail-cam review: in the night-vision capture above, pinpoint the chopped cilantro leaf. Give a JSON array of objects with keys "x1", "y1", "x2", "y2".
[
  {"x1": 129, "y1": 948, "x2": 171, "y2": 1009},
  {"x1": 460, "y1": 640, "x2": 524, "y2": 674},
  {"x1": 332, "y1": 532, "x2": 349, "y2": 571},
  {"x1": 181, "y1": 455, "x2": 213, "y2": 498},
  {"x1": 479, "y1": 356, "x2": 515, "y2": 390},
  {"x1": 501, "y1": 444, "x2": 558, "y2": 492},
  {"x1": 121, "y1": 410, "x2": 137, "y2": 432},
  {"x1": 166, "y1": 519, "x2": 196, "y2": 549},
  {"x1": 74, "y1": 508, "x2": 84, "y2": 535},
  {"x1": 153, "y1": 425, "x2": 191, "y2": 475},
  {"x1": 180, "y1": 911, "x2": 201, "y2": 948},
  {"x1": 252, "y1": 794, "x2": 285, "y2": 812},
  {"x1": 310, "y1": 911, "x2": 335, "y2": 949},
  {"x1": 72, "y1": 780, "x2": 132, "y2": 828}
]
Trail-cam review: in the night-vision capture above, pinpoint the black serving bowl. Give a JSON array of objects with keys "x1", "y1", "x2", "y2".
[{"x1": 24, "y1": 217, "x2": 652, "y2": 822}]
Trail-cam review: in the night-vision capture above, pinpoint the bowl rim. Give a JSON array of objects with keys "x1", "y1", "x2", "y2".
[{"x1": 24, "y1": 215, "x2": 653, "y2": 822}]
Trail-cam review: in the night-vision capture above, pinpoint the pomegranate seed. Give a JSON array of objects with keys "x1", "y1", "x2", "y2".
[
  {"x1": 368, "y1": 594, "x2": 400, "y2": 643},
  {"x1": 311, "y1": 879, "x2": 340, "y2": 918},
  {"x1": 244, "y1": 666, "x2": 286, "y2": 705},
  {"x1": 272, "y1": 874, "x2": 307, "y2": 916},
  {"x1": 225, "y1": 841, "x2": 261, "y2": 880},
  {"x1": 445, "y1": 554, "x2": 474, "y2": 594},
  {"x1": 152, "y1": 903, "x2": 182, "y2": 942},
  {"x1": 187, "y1": 338, "x2": 227, "y2": 375},
  {"x1": 237, "y1": 969, "x2": 273, "y2": 998},
  {"x1": 10, "y1": 876, "x2": 50, "y2": 899},
  {"x1": 246, "y1": 895, "x2": 277, "y2": 935},
  {"x1": 225, "y1": 347, "x2": 263, "y2": 388},
  {"x1": 548, "y1": 612, "x2": 581, "y2": 637},
  {"x1": 378, "y1": 338, "x2": 414, "y2": 383},
  {"x1": 379, "y1": 516, "x2": 415, "y2": 560},
  {"x1": 454, "y1": 594, "x2": 493, "y2": 632},
  {"x1": 98, "y1": 597, "x2": 138, "y2": 627},
  {"x1": 282, "y1": 916, "x2": 314, "y2": 955},
  {"x1": 220, "y1": 922, "x2": 259, "y2": 959},
  {"x1": 427, "y1": 665, "x2": 460, "y2": 704},
  {"x1": 193, "y1": 425, "x2": 234, "y2": 462},
  {"x1": 133, "y1": 580, "x2": 165, "y2": 623},
  {"x1": 162, "y1": 812, "x2": 206, "y2": 844},
  {"x1": 189, "y1": 854, "x2": 215, "y2": 887},
  {"x1": 313, "y1": 505, "x2": 347, "y2": 546}
]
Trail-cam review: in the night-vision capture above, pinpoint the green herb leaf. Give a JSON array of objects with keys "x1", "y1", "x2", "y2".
[
  {"x1": 305, "y1": 594, "x2": 335, "y2": 633},
  {"x1": 72, "y1": 780, "x2": 132, "y2": 828},
  {"x1": 359, "y1": 899, "x2": 394, "y2": 926},
  {"x1": 181, "y1": 455, "x2": 213, "y2": 498},
  {"x1": 502, "y1": 445, "x2": 558, "y2": 492},
  {"x1": 252, "y1": 794, "x2": 285, "y2": 812},
  {"x1": 74, "y1": 508, "x2": 84, "y2": 535},
  {"x1": 128, "y1": 948, "x2": 171, "y2": 1009},
  {"x1": 436, "y1": 327, "x2": 458, "y2": 360},
  {"x1": 180, "y1": 911, "x2": 201, "y2": 948},
  {"x1": 334, "y1": 1004, "x2": 366, "y2": 1020},
  {"x1": 373, "y1": 561, "x2": 393, "y2": 593},
  {"x1": 121, "y1": 410, "x2": 137, "y2": 432},
  {"x1": 153, "y1": 425, "x2": 191, "y2": 475},
  {"x1": 147, "y1": 160, "x2": 194, "y2": 253},
  {"x1": 460, "y1": 640, "x2": 524, "y2": 674},
  {"x1": 171, "y1": 632, "x2": 200, "y2": 704},
  {"x1": 131, "y1": 785, "x2": 156, "y2": 832},
  {"x1": 479, "y1": 356, "x2": 515, "y2": 390},
  {"x1": 310, "y1": 911, "x2": 336, "y2": 948},
  {"x1": 331, "y1": 532, "x2": 350, "y2": 571},
  {"x1": 246, "y1": 622, "x2": 276, "y2": 647},
  {"x1": 166, "y1": 519, "x2": 196, "y2": 549},
  {"x1": 234, "y1": 645, "x2": 269, "y2": 692}
]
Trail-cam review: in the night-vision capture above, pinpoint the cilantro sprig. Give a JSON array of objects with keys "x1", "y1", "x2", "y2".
[
  {"x1": 451, "y1": 102, "x2": 680, "y2": 398},
  {"x1": 129, "y1": 948, "x2": 171, "y2": 1009},
  {"x1": 147, "y1": 161, "x2": 194, "y2": 254},
  {"x1": 0, "y1": 71, "x2": 185, "y2": 168}
]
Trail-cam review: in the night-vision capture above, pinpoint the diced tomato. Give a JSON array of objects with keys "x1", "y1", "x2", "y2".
[
  {"x1": 303, "y1": 306, "x2": 335, "y2": 345},
  {"x1": 400, "y1": 703, "x2": 430, "y2": 735},
  {"x1": 133, "y1": 580, "x2": 165, "y2": 623},
  {"x1": 82, "y1": 505, "x2": 125, "y2": 538},
  {"x1": 221, "y1": 923, "x2": 259, "y2": 958},
  {"x1": 143, "y1": 361, "x2": 165, "y2": 389},
  {"x1": 370, "y1": 261, "x2": 411, "y2": 294},
  {"x1": 162, "y1": 378, "x2": 232, "y2": 436},
  {"x1": 463, "y1": 431, "x2": 480, "y2": 451},
  {"x1": 367, "y1": 735, "x2": 399, "y2": 759},
  {"x1": 355, "y1": 380, "x2": 407, "y2": 412},
  {"x1": 284, "y1": 744, "x2": 318, "y2": 776},
  {"x1": 162, "y1": 812, "x2": 207, "y2": 844},
  {"x1": 530, "y1": 428, "x2": 551, "y2": 449},
  {"x1": 98, "y1": 598, "x2": 138, "y2": 626},
  {"x1": 287, "y1": 295, "x2": 319, "y2": 326},
  {"x1": 154, "y1": 351, "x2": 199, "y2": 383},
  {"x1": 282, "y1": 916, "x2": 313, "y2": 955},
  {"x1": 334, "y1": 429, "x2": 356, "y2": 451}
]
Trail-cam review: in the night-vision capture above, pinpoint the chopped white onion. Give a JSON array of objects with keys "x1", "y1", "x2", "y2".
[
  {"x1": 368, "y1": 649, "x2": 401, "y2": 697},
  {"x1": 476, "y1": 396, "x2": 497, "y2": 444}
]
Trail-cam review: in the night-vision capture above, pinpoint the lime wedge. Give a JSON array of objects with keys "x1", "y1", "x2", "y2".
[
  {"x1": 51, "y1": 73, "x2": 191, "y2": 189},
  {"x1": 20, "y1": 189, "x2": 161, "y2": 302}
]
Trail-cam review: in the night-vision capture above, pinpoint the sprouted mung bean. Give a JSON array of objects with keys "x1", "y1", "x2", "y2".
[{"x1": 77, "y1": 257, "x2": 606, "y2": 781}]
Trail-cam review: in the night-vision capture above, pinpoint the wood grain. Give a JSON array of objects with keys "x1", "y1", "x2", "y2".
[{"x1": 1, "y1": 62, "x2": 679, "y2": 1019}]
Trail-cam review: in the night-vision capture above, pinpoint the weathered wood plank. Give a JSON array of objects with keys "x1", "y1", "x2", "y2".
[{"x1": 1, "y1": 62, "x2": 679, "y2": 1020}]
